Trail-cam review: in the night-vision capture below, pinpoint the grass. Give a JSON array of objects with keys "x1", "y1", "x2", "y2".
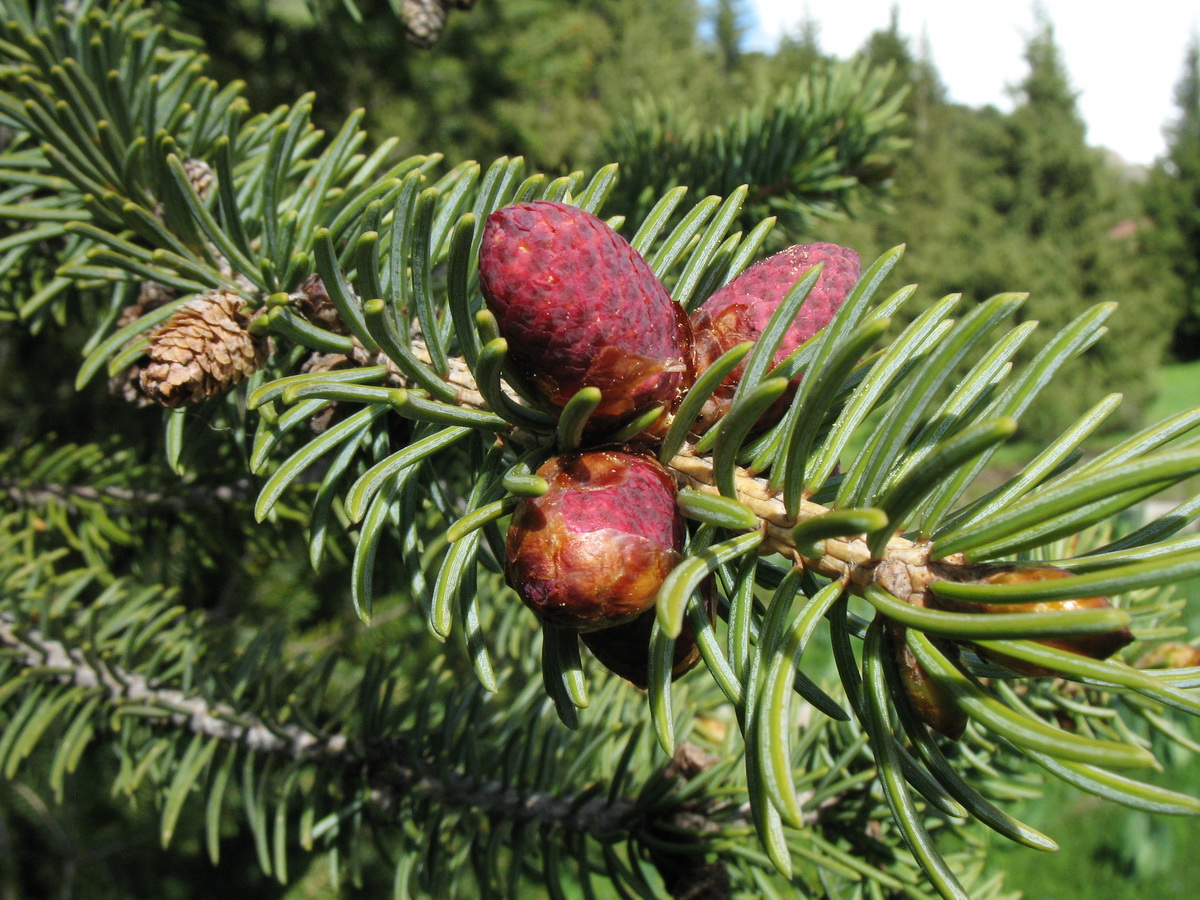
[
  {"x1": 1147, "y1": 358, "x2": 1200, "y2": 424},
  {"x1": 983, "y1": 759, "x2": 1200, "y2": 899}
]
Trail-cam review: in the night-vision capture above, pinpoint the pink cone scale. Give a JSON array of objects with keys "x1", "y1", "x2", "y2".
[
  {"x1": 690, "y1": 242, "x2": 860, "y2": 431},
  {"x1": 505, "y1": 449, "x2": 684, "y2": 632},
  {"x1": 479, "y1": 201, "x2": 693, "y2": 437}
]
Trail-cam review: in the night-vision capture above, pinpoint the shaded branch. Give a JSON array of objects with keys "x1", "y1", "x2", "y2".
[
  {"x1": 0, "y1": 610, "x2": 733, "y2": 844},
  {"x1": 0, "y1": 611, "x2": 344, "y2": 758},
  {"x1": 1, "y1": 478, "x2": 255, "y2": 514}
]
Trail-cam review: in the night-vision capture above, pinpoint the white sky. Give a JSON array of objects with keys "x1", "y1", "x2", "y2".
[{"x1": 745, "y1": 1, "x2": 1200, "y2": 166}]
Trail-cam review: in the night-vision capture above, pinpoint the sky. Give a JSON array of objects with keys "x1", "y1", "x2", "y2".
[{"x1": 745, "y1": 1, "x2": 1199, "y2": 166}]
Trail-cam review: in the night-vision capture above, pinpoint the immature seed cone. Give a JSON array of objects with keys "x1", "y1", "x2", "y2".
[
  {"x1": 888, "y1": 622, "x2": 966, "y2": 740},
  {"x1": 505, "y1": 448, "x2": 684, "y2": 632},
  {"x1": 933, "y1": 564, "x2": 1134, "y2": 678},
  {"x1": 139, "y1": 290, "x2": 266, "y2": 408},
  {"x1": 690, "y1": 242, "x2": 860, "y2": 432},
  {"x1": 1136, "y1": 642, "x2": 1200, "y2": 669},
  {"x1": 581, "y1": 585, "x2": 712, "y2": 689},
  {"x1": 479, "y1": 201, "x2": 693, "y2": 439}
]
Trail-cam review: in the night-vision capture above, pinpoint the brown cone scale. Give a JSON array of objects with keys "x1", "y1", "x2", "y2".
[
  {"x1": 505, "y1": 449, "x2": 684, "y2": 632},
  {"x1": 139, "y1": 289, "x2": 266, "y2": 407},
  {"x1": 581, "y1": 599, "x2": 707, "y2": 690},
  {"x1": 888, "y1": 622, "x2": 966, "y2": 740}
]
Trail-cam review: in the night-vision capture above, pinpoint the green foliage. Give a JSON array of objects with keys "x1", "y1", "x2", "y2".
[
  {"x1": 167, "y1": 0, "x2": 713, "y2": 174},
  {"x1": 162, "y1": 0, "x2": 905, "y2": 234},
  {"x1": 1145, "y1": 35, "x2": 1200, "y2": 361},
  {"x1": 2, "y1": 2, "x2": 1200, "y2": 898},
  {"x1": 601, "y1": 56, "x2": 907, "y2": 240}
]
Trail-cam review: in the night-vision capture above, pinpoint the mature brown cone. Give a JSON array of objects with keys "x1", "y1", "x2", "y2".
[
  {"x1": 182, "y1": 158, "x2": 215, "y2": 201},
  {"x1": 108, "y1": 281, "x2": 182, "y2": 406},
  {"x1": 139, "y1": 290, "x2": 266, "y2": 407},
  {"x1": 932, "y1": 564, "x2": 1134, "y2": 678},
  {"x1": 292, "y1": 274, "x2": 350, "y2": 335},
  {"x1": 400, "y1": 0, "x2": 476, "y2": 47},
  {"x1": 506, "y1": 448, "x2": 684, "y2": 632}
]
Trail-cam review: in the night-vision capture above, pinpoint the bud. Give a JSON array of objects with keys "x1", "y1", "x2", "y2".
[
  {"x1": 505, "y1": 449, "x2": 683, "y2": 631},
  {"x1": 479, "y1": 202, "x2": 693, "y2": 439},
  {"x1": 690, "y1": 242, "x2": 859, "y2": 431}
]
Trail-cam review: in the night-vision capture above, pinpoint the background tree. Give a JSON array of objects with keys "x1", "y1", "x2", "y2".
[
  {"x1": 1145, "y1": 34, "x2": 1200, "y2": 361},
  {"x1": 817, "y1": 12, "x2": 1176, "y2": 441},
  {"x1": 168, "y1": 0, "x2": 713, "y2": 173},
  {"x1": 710, "y1": 0, "x2": 748, "y2": 73},
  {"x1": 984, "y1": 13, "x2": 1174, "y2": 438}
]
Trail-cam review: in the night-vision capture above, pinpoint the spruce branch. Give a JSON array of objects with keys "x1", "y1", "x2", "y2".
[
  {"x1": 1, "y1": 547, "x2": 866, "y2": 898},
  {"x1": 0, "y1": 611, "x2": 346, "y2": 759},
  {"x1": 4, "y1": 2, "x2": 1200, "y2": 896},
  {"x1": 392, "y1": 331, "x2": 1200, "y2": 627},
  {"x1": 0, "y1": 476, "x2": 254, "y2": 513},
  {"x1": 0, "y1": 607, "x2": 671, "y2": 842},
  {"x1": 0, "y1": 548, "x2": 725, "y2": 862},
  {"x1": 602, "y1": 57, "x2": 908, "y2": 236}
]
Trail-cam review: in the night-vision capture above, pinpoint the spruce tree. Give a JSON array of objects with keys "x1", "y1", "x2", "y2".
[
  {"x1": 2, "y1": 2, "x2": 1200, "y2": 898},
  {"x1": 996, "y1": 14, "x2": 1175, "y2": 438},
  {"x1": 819, "y1": 13, "x2": 1176, "y2": 442},
  {"x1": 710, "y1": 0, "x2": 747, "y2": 73},
  {"x1": 1146, "y1": 34, "x2": 1200, "y2": 360}
]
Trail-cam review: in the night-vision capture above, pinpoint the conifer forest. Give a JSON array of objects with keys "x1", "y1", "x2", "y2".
[{"x1": 3, "y1": 1, "x2": 1200, "y2": 897}]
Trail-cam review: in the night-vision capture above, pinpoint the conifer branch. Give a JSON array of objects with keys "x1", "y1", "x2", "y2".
[
  {"x1": 410, "y1": 329, "x2": 940, "y2": 592},
  {"x1": 0, "y1": 477, "x2": 254, "y2": 513},
  {"x1": 0, "y1": 611, "x2": 343, "y2": 758},
  {"x1": 4, "y1": 2, "x2": 1200, "y2": 895},
  {"x1": 0, "y1": 609, "x2": 648, "y2": 835}
]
